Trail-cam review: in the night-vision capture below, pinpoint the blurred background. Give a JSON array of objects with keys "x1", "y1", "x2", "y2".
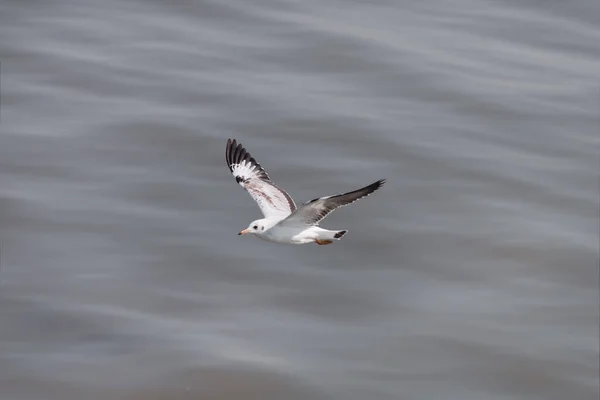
[{"x1": 1, "y1": 0, "x2": 598, "y2": 399}]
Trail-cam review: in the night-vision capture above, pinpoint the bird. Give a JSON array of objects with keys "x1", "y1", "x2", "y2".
[{"x1": 225, "y1": 138, "x2": 385, "y2": 245}]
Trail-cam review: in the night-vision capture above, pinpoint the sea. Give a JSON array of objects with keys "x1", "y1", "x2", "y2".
[{"x1": 1, "y1": 1, "x2": 598, "y2": 399}]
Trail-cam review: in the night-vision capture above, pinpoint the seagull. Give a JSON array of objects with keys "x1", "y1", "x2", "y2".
[{"x1": 225, "y1": 139, "x2": 385, "y2": 245}]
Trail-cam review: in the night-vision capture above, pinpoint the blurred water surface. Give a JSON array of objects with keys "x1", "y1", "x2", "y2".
[{"x1": 1, "y1": 0, "x2": 599, "y2": 399}]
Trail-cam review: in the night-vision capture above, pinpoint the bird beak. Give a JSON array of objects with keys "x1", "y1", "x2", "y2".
[{"x1": 238, "y1": 229, "x2": 250, "y2": 235}]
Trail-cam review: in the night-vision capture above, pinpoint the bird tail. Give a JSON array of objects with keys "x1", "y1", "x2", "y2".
[
  {"x1": 333, "y1": 230, "x2": 348, "y2": 239},
  {"x1": 314, "y1": 229, "x2": 347, "y2": 245},
  {"x1": 313, "y1": 228, "x2": 347, "y2": 242}
]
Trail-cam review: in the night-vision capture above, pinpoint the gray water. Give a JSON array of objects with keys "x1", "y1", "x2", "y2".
[{"x1": 1, "y1": 1, "x2": 599, "y2": 399}]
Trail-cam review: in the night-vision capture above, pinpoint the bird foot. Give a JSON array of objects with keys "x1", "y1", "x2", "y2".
[{"x1": 315, "y1": 239, "x2": 333, "y2": 245}]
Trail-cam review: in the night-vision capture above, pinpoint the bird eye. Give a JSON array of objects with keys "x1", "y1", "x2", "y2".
[{"x1": 253, "y1": 225, "x2": 258, "y2": 229}]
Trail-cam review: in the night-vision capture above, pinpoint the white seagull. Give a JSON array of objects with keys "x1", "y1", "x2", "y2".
[{"x1": 226, "y1": 139, "x2": 385, "y2": 245}]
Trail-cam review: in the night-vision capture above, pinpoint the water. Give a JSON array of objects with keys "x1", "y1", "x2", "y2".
[{"x1": 1, "y1": 0, "x2": 598, "y2": 399}]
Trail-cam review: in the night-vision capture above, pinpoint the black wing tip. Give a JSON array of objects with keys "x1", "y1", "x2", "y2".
[
  {"x1": 346, "y1": 178, "x2": 385, "y2": 200},
  {"x1": 225, "y1": 138, "x2": 246, "y2": 167},
  {"x1": 225, "y1": 138, "x2": 237, "y2": 172},
  {"x1": 225, "y1": 138, "x2": 270, "y2": 180},
  {"x1": 366, "y1": 178, "x2": 386, "y2": 193},
  {"x1": 305, "y1": 178, "x2": 385, "y2": 205}
]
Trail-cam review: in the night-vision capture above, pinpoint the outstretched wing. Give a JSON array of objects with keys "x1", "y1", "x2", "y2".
[
  {"x1": 280, "y1": 179, "x2": 385, "y2": 226},
  {"x1": 226, "y1": 139, "x2": 296, "y2": 218}
]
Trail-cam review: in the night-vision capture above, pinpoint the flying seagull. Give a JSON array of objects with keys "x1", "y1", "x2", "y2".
[{"x1": 226, "y1": 139, "x2": 385, "y2": 245}]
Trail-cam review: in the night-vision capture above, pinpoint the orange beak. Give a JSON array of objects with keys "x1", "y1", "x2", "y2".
[{"x1": 238, "y1": 229, "x2": 251, "y2": 235}]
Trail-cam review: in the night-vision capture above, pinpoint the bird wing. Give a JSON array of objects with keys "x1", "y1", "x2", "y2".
[
  {"x1": 279, "y1": 179, "x2": 385, "y2": 227},
  {"x1": 226, "y1": 138, "x2": 296, "y2": 218}
]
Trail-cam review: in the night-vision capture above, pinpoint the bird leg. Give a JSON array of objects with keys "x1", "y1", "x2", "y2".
[{"x1": 314, "y1": 239, "x2": 333, "y2": 245}]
